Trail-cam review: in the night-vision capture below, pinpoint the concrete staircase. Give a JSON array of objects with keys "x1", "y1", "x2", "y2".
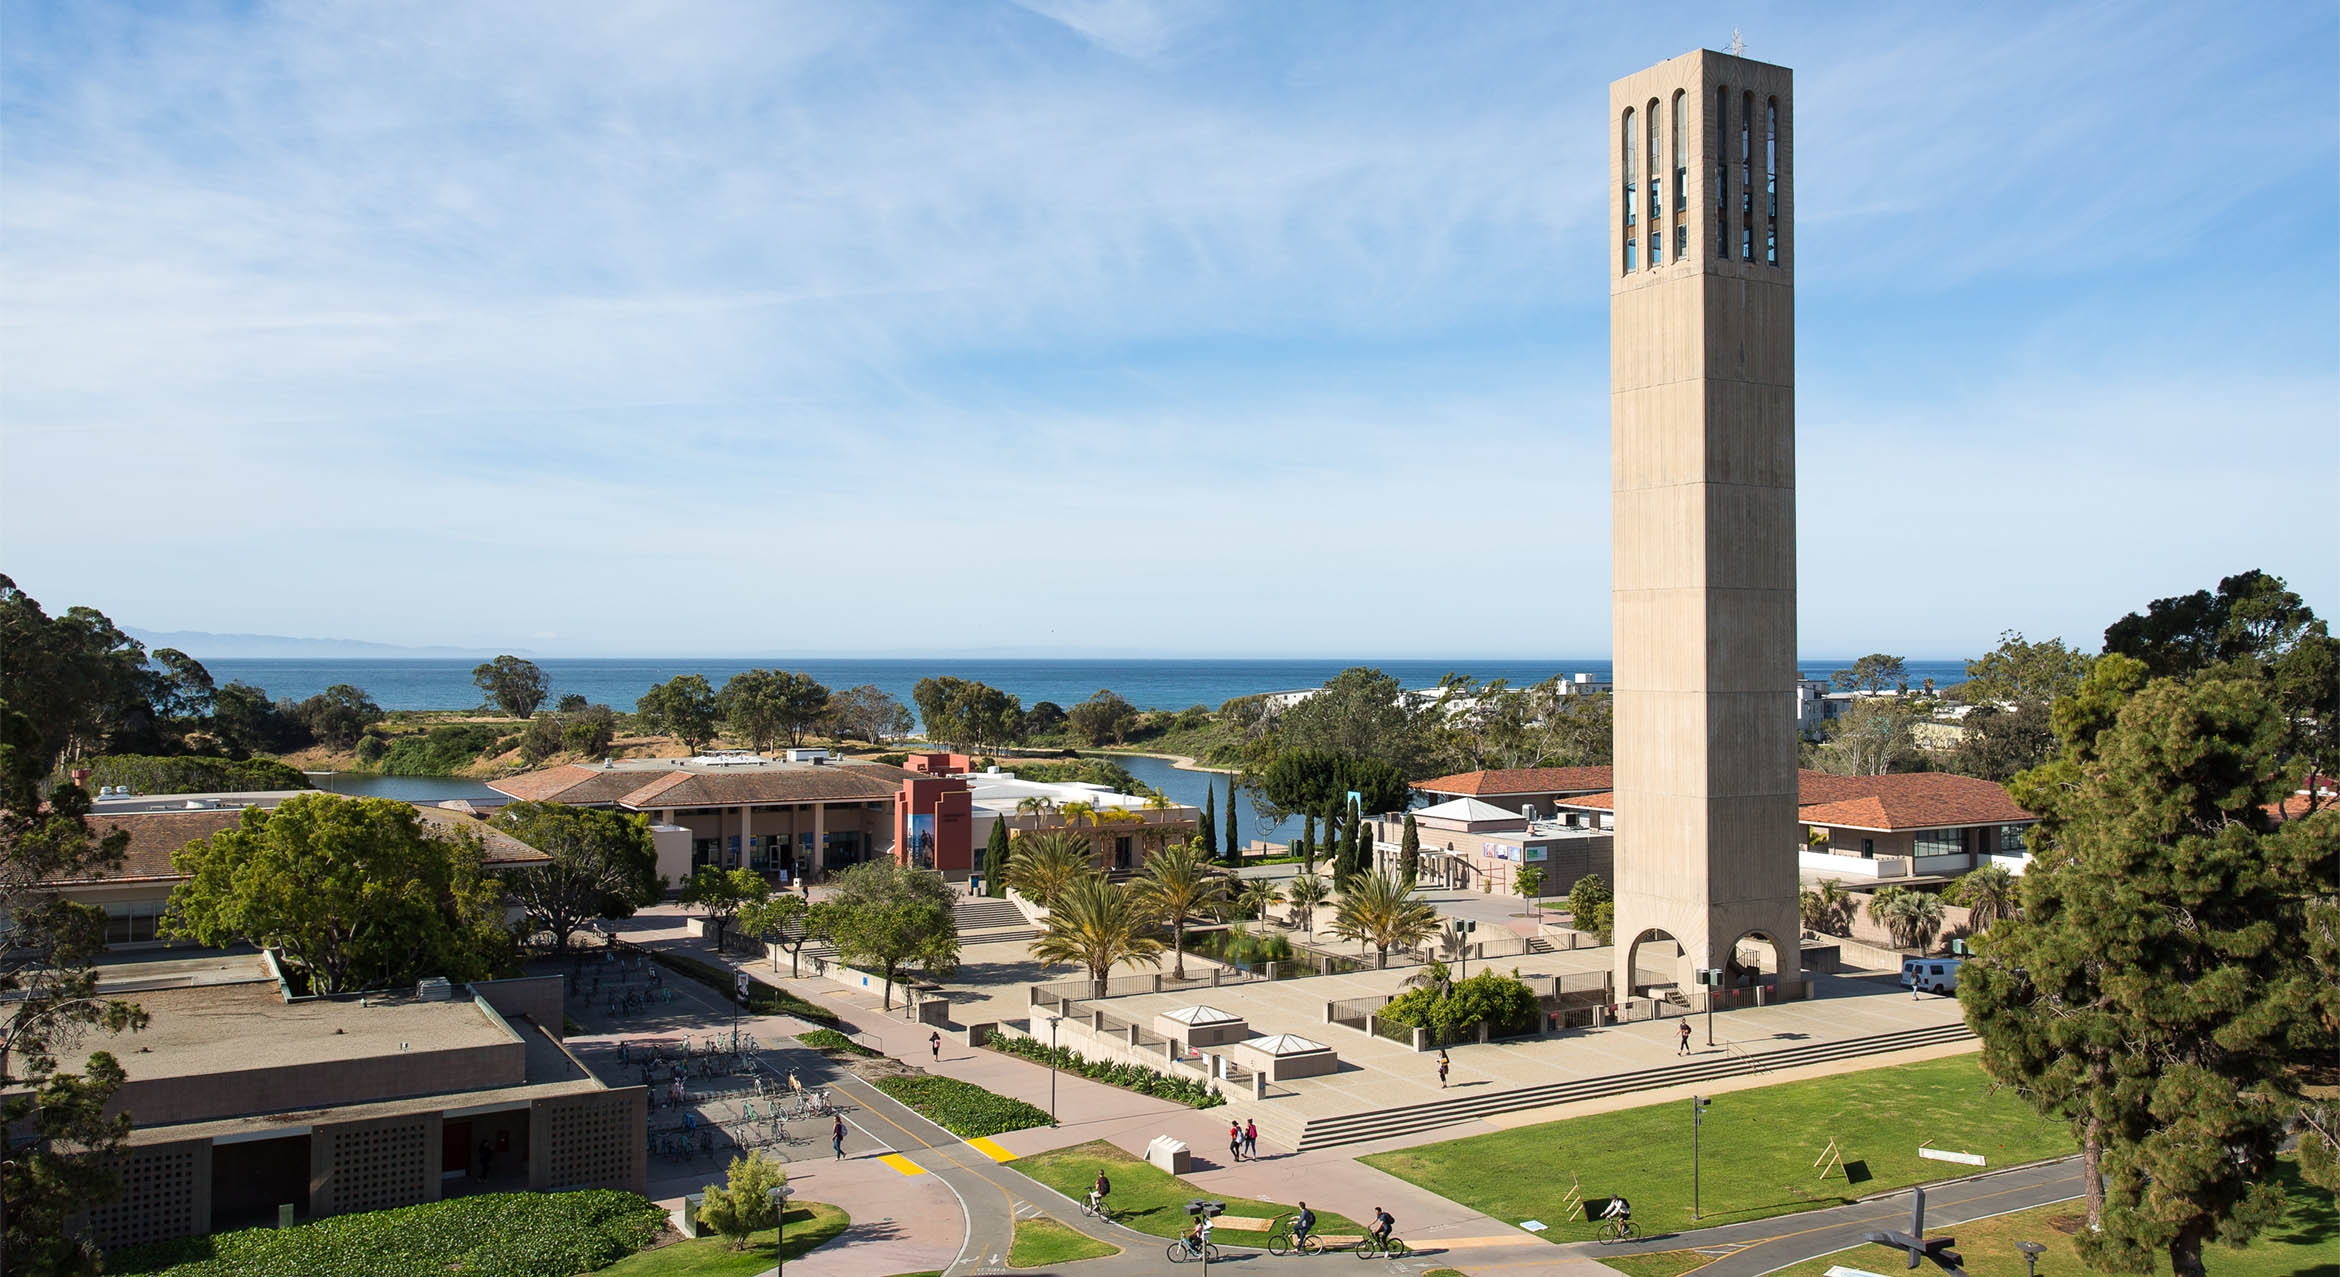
[
  {"x1": 956, "y1": 897, "x2": 1030, "y2": 931},
  {"x1": 1285, "y1": 1020, "x2": 1976, "y2": 1152}
]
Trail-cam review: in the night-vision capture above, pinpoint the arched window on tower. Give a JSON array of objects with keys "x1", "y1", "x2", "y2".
[
  {"x1": 1715, "y1": 87, "x2": 1730, "y2": 259},
  {"x1": 1647, "y1": 97, "x2": 1662, "y2": 233},
  {"x1": 1765, "y1": 97, "x2": 1779, "y2": 265},
  {"x1": 1672, "y1": 91, "x2": 1687, "y2": 215},
  {"x1": 1741, "y1": 90, "x2": 1755, "y2": 261},
  {"x1": 1622, "y1": 107, "x2": 1638, "y2": 273}
]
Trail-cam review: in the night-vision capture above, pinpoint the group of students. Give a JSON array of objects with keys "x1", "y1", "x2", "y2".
[{"x1": 1088, "y1": 1171, "x2": 1398, "y2": 1256}]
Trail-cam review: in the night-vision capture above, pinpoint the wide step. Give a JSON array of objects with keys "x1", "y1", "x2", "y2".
[
  {"x1": 1290, "y1": 1021, "x2": 1974, "y2": 1151},
  {"x1": 956, "y1": 898, "x2": 1031, "y2": 930}
]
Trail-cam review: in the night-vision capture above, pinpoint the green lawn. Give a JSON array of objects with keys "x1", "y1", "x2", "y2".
[
  {"x1": 1013, "y1": 1140, "x2": 1367, "y2": 1243},
  {"x1": 1768, "y1": 1159, "x2": 2334, "y2": 1277},
  {"x1": 595, "y1": 1201, "x2": 849, "y2": 1275},
  {"x1": 1603, "y1": 1252, "x2": 1716, "y2": 1277},
  {"x1": 1363, "y1": 1054, "x2": 2075, "y2": 1243},
  {"x1": 1008, "y1": 1217, "x2": 1119, "y2": 1268}
]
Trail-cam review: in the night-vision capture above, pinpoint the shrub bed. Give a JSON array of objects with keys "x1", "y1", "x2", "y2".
[
  {"x1": 798, "y1": 1028, "x2": 882, "y2": 1057},
  {"x1": 1376, "y1": 970, "x2": 1539, "y2": 1045},
  {"x1": 108, "y1": 1189, "x2": 665, "y2": 1277},
  {"x1": 649, "y1": 952, "x2": 840, "y2": 1026},
  {"x1": 985, "y1": 1034, "x2": 1225, "y2": 1108},
  {"x1": 871, "y1": 1075, "x2": 1054, "y2": 1137}
]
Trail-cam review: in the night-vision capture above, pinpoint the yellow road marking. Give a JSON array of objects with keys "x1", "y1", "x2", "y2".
[
  {"x1": 966, "y1": 1137, "x2": 1016, "y2": 1163},
  {"x1": 880, "y1": 1153, "x2": 928, "y2": 1176}
]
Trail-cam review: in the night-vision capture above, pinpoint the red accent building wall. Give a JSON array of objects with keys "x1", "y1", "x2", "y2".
[{"x1": 894, "y1": 775, "x2": 974, "y2": 875}]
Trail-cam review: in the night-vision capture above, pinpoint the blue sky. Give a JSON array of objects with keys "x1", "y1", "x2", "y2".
[{"x1": 3, "y1": 1, "x2": 2333, "y2": 659}]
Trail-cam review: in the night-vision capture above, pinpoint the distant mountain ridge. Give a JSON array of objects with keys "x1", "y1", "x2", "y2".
[{"x1": 125, "y1": 628, "x2": 524, "y2": 661}]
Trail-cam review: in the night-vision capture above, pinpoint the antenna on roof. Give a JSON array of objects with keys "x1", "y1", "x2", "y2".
[{"x1": 1729, "y1": 28, "x2": 1747, "y2": 57}]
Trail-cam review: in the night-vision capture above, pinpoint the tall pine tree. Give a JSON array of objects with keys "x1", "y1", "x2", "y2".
[
  {"x1": 982, "y1": 819, "x2": 1011, "y2": 898},
  {"x1": 1298, "y1": 812, "x2": 1315, "y2": 874},
  {"x1": 1199, "y1": 784, "x2": 1218, "y2": 861},
  {"x1": 1400, "y1": 812, "x2": 1421, "y2": 884},
  {"x1": 1223, "y1": 776, "x2": 1240, "y2": 865}
]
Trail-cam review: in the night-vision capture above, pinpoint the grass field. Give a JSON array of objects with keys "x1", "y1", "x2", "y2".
[
  {"x1": 1603, "y1": 1252, "x2": 1717, "y2": 1277},
  {"x1": 1008, "y1": 1217, "x2": 1119, "y2": 1268},
  {"x1": 595, "y1": 1201, "x2": 849, "y2": 1275},
  {"x1": 1768, "y1": 1159, "x2": 2334, "y2": 1277},
  {"x1": 1363, "y1": 1054, "x2": 2074, "y2": 1243},
  {"x1": 1013, "y1": 1140, "x2": 1366, "y2": 1243}
]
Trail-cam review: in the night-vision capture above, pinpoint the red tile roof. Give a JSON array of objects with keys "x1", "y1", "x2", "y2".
[
  {"x1": 1413, "y1": 766, "x2": 1615, "y2": 796},
  {"x1": 487, "y1": 760, "x2": 917, "y2": 810},
  {"x1": 1548, "y1": 770, "x2": 2033, "y2": 831}
]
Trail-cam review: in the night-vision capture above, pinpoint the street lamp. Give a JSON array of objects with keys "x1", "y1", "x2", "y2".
[
  {"x1": 767, "y1": 1184, "x2": 794, "y2": 1274},
  {"x1": 2017, "y1": 1240, "x2": 2046, "y2": 1277},
  {"x1": 1045, "y1": 1015, "x2": 1063, "y2": 1124},
  {"x1": 1691, "y1": 1095, "x2": 1710, "y2": 1219}
]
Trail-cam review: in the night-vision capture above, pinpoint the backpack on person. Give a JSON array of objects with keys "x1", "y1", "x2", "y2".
[{"x1": 1097, "y1": 1175, "x2": 1110, "y2": 1196}]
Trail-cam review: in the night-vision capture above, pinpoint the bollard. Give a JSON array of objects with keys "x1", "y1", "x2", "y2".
[{"x1": 1211, "y1": 967, "x2": 1222, "y2": 988}]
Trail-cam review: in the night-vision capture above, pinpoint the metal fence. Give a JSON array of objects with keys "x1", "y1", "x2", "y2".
[{"x1": 1326, "y1": 993, "x2": 1391, "y2": 1030}]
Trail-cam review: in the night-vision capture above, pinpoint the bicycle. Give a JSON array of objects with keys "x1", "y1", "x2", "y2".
[
  {"x1": 1353, "y1": 1233, "x2": 1409, "y2": 1260},
  {"x1": 1265, "y1": 1212, "x2": 1324, "y2": 1256},
  {"x1": 1166, "y1": 1237, "x2": 1223, "y2": 1264},
  {"x1": 1597, "y1": 1216, "x2": 1640, "y2": 1244},
  {"x1": 1079, "y1": 1195, "x2": 1115, "y2": 1223}
]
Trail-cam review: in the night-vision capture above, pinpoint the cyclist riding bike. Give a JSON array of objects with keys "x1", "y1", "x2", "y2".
[
  {"x1": 1369, "y1": 1207, "x2": 1396, "y2": 1247},
  {"x1": 1182, "y1": 1213, "x2": 1214, "y2": 1253},
  {"x1": 1603, "y1": 1195, "x2": 1632, "y2": 1224},
  {"x1": 1292, "y1": 1202, "x2": 1316, "y2": 1245},
  {"x1": 1087, "y1": 1171, "x2": 1111, "y2": 1215}
]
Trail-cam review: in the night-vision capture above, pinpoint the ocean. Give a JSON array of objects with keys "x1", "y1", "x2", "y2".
[{"x1": 202, "y1": 656, "x2": 1972, "y2": 715}]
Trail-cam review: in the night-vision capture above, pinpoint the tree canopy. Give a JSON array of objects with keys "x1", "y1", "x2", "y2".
[
  {"x1": 1830, "y1": 653, "x2": 1909, "y2": 693},
  {"x1": 472, "y1": 655, "x2": 549, "y2": 718},
  {"x1": 1254, "y1": 749, "x2": 1411, "y2": 822},
  {"x1": 1271, "y1": 667, "x2": 1433, "y2": 775},
  {"x1": 812, "y1": 859, "x2": 958, "y2": 1010},
  {"x1": 1027, "y1": 874, "x2": 1164, "y2": 998},
  {"x1": 827, "y1": 683, "x2": 914, "y2": 744},
  {"x1": 636, "y1": 674, "x2": 719, "y2": 754},
  {"x1": 294, "y1": 683, "x2": 383, "y2": 749},
  {"x1": 166, "y1": 794, "x2": 515, "y2": 994},
  {"x1": 911, "y1": 677, "x2": 1024, "y2": 752},
  {"x1": 718, "y1": 669, "x2": 831, "y2": 751},
  {"x1": 494, "y1": 802, "x2": 662, "y2": 952},
  {"x1": 1066, "y1": 689, "x2": 1140, "y2": 747}
]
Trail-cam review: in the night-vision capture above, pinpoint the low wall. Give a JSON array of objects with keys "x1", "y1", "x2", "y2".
[{"x1": 471, "y1": 975, "x2": 565, "y2": 1036}]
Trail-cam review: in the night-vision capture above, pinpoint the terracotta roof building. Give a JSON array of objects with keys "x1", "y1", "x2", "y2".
[{"x1": 1410, "y1": 766, "x2": 1616, "y2": 817}]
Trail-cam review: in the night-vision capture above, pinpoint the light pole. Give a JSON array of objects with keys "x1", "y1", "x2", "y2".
[
  {"x1": 767, "y1": 1183, "x2": 794, "y2": 1275},
  {"x1": 2017, "y1": 1241, "x2": 2046, "y2": 1277},
  {"x1": 1704, "y1": 967, "x2": 1718, "y2": 1048},
  {"x1": 1045, "y1": 1015, "x2": 1063, "y2": 1124},
  {"x1": 1691, "y1": 1095, "x2": 1710, "y2": 1219}
]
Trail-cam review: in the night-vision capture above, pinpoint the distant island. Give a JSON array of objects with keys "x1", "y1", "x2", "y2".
[{"x1": 124, "y1": 628, "x2": 525, "y2": 661}]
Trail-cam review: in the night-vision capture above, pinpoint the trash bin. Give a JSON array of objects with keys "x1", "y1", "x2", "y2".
[{"x1": 680, "y1": 1192, "x2": 706, "y2": 1238}]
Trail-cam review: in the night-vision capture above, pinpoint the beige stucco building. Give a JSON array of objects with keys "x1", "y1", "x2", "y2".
[{"x1": 1609, "y1": 49, "x2": 1803, "y2": 996}]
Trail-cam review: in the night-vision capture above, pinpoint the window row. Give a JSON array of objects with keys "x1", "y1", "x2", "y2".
[{"x1": 1622, "y1": 86, "x2": 1782, "y2": 274}]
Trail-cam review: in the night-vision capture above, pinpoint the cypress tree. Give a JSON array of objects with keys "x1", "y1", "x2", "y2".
[
  {"x1": 1400, "y1": 812, "x2": 1421, "y2": 884},
  {"x1": 1298, "y1": 812, "x2": 1315, "y2": 873},
  {"x1": 1200, "y1": 784, "x2": 1219, "y2": 860},
  {"x1": 1323, "y1": 802, "x2": 1345, "y2": 884},
  {"x1": 1224, "y1": 776, "x2": 1239, "y2": 864},
  {"x1": 982, "y1": 819, "x2": 1011, "y2": 898}
]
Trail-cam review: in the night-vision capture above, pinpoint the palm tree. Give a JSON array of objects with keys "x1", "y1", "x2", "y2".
[
  {"x1": 1329, "y1": 869, "x2": 1441, "y2": 969},
  {"x1": 1808, "y1": 877, "x2": 1852, "y2": 935},
  {"x1": 1009, "y1": 830, "x2": 1097, "y2": 908},
  {"x1": 1132, "y1": 839, "x2": 1231, "y2": 982},
  {"x1": 1234, "y1": 877, "x2": 1281, "y2": 923},
  {"x1": 1015, "y1": 795, "x2": 1057, "y2": 818},
  {"x1": 1946, "y1": 863, "x2": 2018, "y2": 932},
  {"x1": 1028, "y1": 875, "x2": 1165, "y2": 998},
  {"x1": 1403, "y1": 957, "x2": 1455, "y2": 1000},
  {"x1": 1869, "y1": 886, "x2": 1946, "y2": 950},
  {"x1": 1057, "y1": 800, "x2": 1099, "y2": 827},
  {"x1": 1284, "y1": 872, "x2": 1331, "y2": 939}
]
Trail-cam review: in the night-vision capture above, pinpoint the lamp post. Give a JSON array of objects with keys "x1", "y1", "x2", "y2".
[
  {"x1": 1691, "y1": 1095, "x2": 1710, "y2": 1219},
  {"x1": 1045, "y1": 1014, "x2": 1063, "y2": 1124},
  {"x1": 2017, "y1": 1240, "x2": 2046, "y2": 1277},
  {"x1": 767, "y1": 1184, "x2": 794, "y2": 1274},
  {"x1": 1704, "y1": 968, "x2": 1718, "y2": 1047}
]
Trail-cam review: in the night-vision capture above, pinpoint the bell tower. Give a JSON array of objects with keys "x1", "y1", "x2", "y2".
[{"x1": 1608, "y1": 50, "x2": 1801, "y2": 998}]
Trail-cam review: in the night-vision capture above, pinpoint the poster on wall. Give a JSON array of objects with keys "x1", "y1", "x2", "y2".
[{"x1": 906, "y1": 814, "x2": 936, "y2": 869}]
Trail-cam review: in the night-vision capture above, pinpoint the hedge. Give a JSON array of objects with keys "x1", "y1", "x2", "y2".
[
  {"x1": 107, "y1": 1189, "x2": 665, "y2": 1277},
  {"x1": 1376, "y1": 970, "x2": 1540, "y2": 1044},
  {"x1": 871, "y1": 1074, "x2": 1055, "y2": 1138},
  {"x1": 76, "y1": 755, "x2": 311, "y2": 795},
  {"x1": 798, "y1": 1028, "x2": 883, "y2": 1057},
  {"x1": 985, "y1": 1034, "x2": 1225, "y2": 1108},
  {"x1": 648, "y1": 952, "x2": 840, "y2": 1026}
]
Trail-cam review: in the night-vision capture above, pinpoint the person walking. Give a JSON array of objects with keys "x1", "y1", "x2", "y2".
[
  {"x1": 1677, "y1": 1021, "x2": 1692, "y2": 1056},
  {"x1": 1242, "y1": 1119, "x2": 1258, "y2": 1160},
  {"x1": 1228, "y1": 1119, "x2": 1245, "y2": 1163},
  {"x1": 929, "y1": 1030, "x2": 942, "y2": 1062},
  {"x1": 832, "y1": 1115, "x2": 847, "y2": 1161},
  {"x1": 1436, "y1": 1051, "x2": 1450, "y2": 1088}
]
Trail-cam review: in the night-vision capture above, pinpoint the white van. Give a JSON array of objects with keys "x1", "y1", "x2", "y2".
[{"x1": 1901, "y1": 957, "x2": 1963, "y2": 995}]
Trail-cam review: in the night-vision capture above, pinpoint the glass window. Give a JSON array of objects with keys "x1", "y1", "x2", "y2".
[
  {"x1": 1998, "y1": 824, "x2": 2029, "y2": 854},
  {"x1": 1676, "y1": 224, "x2": 1687, "y2": 259},
  {"x1": 1647, "y1": 97, "x2": 1661, "y2": 222},
  {"x1": 1649, "y1": 233, "x2": 1660, "y2": 266},
  {"x1": 1672, "y1": 91, "x2": 1687, "y2": 213},
  {"x1": 1715, "y1": 87, "x2": 1731, "y2": 257},
  {"x1": 1914, "y1": 829, "x2": 1965, "y2": 858},
  {"x1": 1765, "y1": 98, "x2": 1779, "y2": 265},
  {"x1": 1624, "y1": 237, "x2": 1637, "y2": 272},
  {"x1": 1741, "y1": 90, "x2": 1755, "y2": 261},
  {"x1": 1623, "y1": 107, "x2": 1638, "y2": 230}
]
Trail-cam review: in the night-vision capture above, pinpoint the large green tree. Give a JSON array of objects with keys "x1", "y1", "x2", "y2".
[
  {"x1": 166, "y1": 794, "x2": 515, "y2": 993},
  {"x1": 0, "y1": 708, "x2": 147, "y2": 1273},
  {"x1": 1198, "y1": 783, "x2": 1218, "y2": 861},
  {"x1": 1831, "y1": 653, "x2": 1909, "y2": 693},
  {"x1": 679, "y1": 866, "x2": 771, "y2": 947},
  {"x1": 738, "y1": 894, "x2": 815, "y2": 976},
  {"x1": 1066, "y1": 689, "x2": 1139, "y2": 747},
  {"x1": 471, "y1": 655, "x2": 549, "y2": 718},
  {"x1": 1222, "y1": 775, "x2": 1240, "y2": 862},
  {"x1": 718, "y1": 670, "x2": 832, "y2": 751},
  {"x1": 0, "y1": 577, "x2": 174, "y2": 765},
  {"x1": 1027, "y1": 875, "x2": 1164, "y2": 999},
  {"x1": 826, "y1": 684, "x2": 913, "y2": 745},
  {"x1": 494, "y1": 802, "x2": 662, "y2": 953},
  {"x1": 1328, "y1": 869, "x2": 1440, "y2": 968},
  {"x1": 1255, "y1": 749, "x2": 1411, "y2": 823},
  {"x1": 1962, "y1": 666, "x2": 2333, "y2": 1275},
  {"x1": 982, "y1": 818, "x2": 1011, "y2": 899},
  {"x1": 1132, "y1": 839, "x2": 1229, "y2": 982},
  {"x1": 1272, "y1": 666, "x2": 1434, "y2": 775},
  {"x1": 1809, "y1": 697, "x2": 1926, "y2": 776},
  {"x1": 294, "y1": 683, "x2": 382, "y2": 749},
  {"x1": 812, "y1": 859, "x2": 958, "y2": 1010},
  {"x1": 910, "y1": 677, "x2": 1023, "y2": 752},
  {"x1": 636, "y1": 674, "x2": 719, "y2": 754}
]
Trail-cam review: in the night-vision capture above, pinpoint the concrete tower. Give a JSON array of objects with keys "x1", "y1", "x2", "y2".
[{"x1": 1609, "y1": 50, "x2": 1801, "y2": 998}]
